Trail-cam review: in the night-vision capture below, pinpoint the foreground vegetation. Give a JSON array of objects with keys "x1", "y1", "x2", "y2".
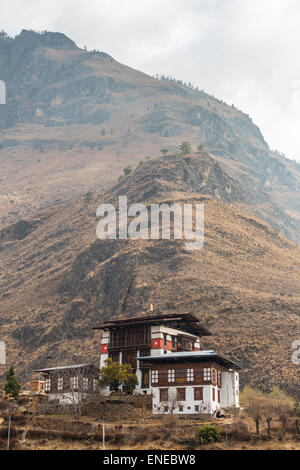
[{"x1": 0, "y1": 385, "x2": 299, "y2": 450}]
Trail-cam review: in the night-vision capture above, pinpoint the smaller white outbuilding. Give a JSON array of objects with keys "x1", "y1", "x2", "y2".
[
  {"x1": 137, "y1": 350, "x2": 240, "y2": 415},
  {"x1": 0, "y1": 340, "x2": 6, "y2": 365}
]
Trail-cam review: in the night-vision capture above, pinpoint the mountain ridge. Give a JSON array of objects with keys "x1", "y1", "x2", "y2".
[
  {"x1": 0, "y1": 153, "x2": 299, "y2": 395},
  {"x1": 0, "y1": 29, "x2": 299, "y2": 244}
]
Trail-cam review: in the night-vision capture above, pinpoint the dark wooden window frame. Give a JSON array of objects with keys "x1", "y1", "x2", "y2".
[
  {"x1": 159, "y1": 388, "x2": 169, "y2": 402},
  {"x1": 176, "y1": 388, "x2": 186, "y2": 401},
  {"x1": 194, "y1": 387, "x2": 203, "y2": 401}
]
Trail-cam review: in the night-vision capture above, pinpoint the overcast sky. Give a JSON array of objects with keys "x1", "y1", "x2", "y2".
[{"x1": 2, "y1": 0, "x2": 300, "y2": 161}]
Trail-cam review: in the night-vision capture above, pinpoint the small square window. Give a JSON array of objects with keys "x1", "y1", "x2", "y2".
[
  {"x1": 83, "y1": 377, "x2": 89, "y2": 391},
  {"x1": 45, "y1": 379, "x2": 51, "y2": 392},
  {"x1": 187, "y1": 368, "x2": 194, "y2": 382},
  {"x1": 179, "y1": 405, "x2": 184, "y2": 412},
  {"x1": 204, "y1": 368, "x2": 211, "y2": 381},
  {"x1": 70, "y1": 376, "x2": 79, "y2": 390},
  {"x1": 152, "y1": 370, "x2": 159, "y2": 383},
  {"x1": 57, "y1": 378, "x2": 63, "y2": 391},
  {"x1": 168, "y1": 369, "x2": 175, "y2": 382}
]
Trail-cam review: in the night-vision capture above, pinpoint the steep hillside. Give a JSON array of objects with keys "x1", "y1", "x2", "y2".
[
  {"x1": 0, "y1": 153, "x2": 299, "y2": 395},
  {"x1": 0, "y1": 30, "x2": 299, "y2": 243}
]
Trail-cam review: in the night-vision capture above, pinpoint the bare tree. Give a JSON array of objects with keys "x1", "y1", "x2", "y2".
[
  {"x1": 264, "y1": 400, "x2": 276, "y2": 436},
  {"x1": 275, "y1": 399, "x2": 293, "y2": 435},
  {"x1": 246, "y1": 397, "x2": 263, "y2": 435},
  {"x1": 161, "y1": 389, "x2": 183, "y2": 416},
  {"x1": 45, "y1": 364, "x2": 99, "y2": 420}
]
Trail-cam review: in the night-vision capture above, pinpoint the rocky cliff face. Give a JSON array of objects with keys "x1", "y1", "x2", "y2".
[{"x1": 0, "y1": 30, "x2": 299, "y2": 243}]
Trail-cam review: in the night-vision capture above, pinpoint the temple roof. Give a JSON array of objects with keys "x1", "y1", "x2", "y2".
[
  {"x1": 35, "y1": 363, "x2": 96, "y2": 373},
  {"x1": 137, "y1": 350, "x2": 241, "y2": 371},
  {"x1": 92, "y1": 312, "x2": 212, "y2": 337}
]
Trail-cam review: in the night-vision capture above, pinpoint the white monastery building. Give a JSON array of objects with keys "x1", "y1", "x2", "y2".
[{"x1": 94, "y1": 312, "x2": 241, "y2": 414}]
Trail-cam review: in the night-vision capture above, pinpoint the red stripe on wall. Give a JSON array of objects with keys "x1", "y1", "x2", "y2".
[{"x1": 151, "y1": 339, "x2": 174, "y2": 350}]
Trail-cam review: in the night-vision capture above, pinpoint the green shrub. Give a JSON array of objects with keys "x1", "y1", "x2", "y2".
[
  {"x1": 123, "y1": 165, "x2": 132, "y2": 176},
  {"x1": 197, "y1": 425, "x2": 220, "y2": 445}
]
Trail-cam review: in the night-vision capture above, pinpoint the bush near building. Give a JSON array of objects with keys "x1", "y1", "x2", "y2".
[{"x1": 197, "y1": 424, "x2": 221, "y2": 445}]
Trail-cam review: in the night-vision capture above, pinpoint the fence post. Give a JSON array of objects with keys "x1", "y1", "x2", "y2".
[
  {"x1": 7, "y1": 415, "x2": 11, "y2": 451},
  {"x1": 102, "y1": 422, "x2": 105, "y2": 450}
]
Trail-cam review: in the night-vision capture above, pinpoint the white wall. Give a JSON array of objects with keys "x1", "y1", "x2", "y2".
[
  {"x1": 151, "y1": 370, "x2": 240, "y2": 414},
  {"x1": 220, "y1": 371, "x2": 239, "y2": 408},
  {"x1": 0, "y1": 341, "x2": 6, "y2": 365},
  {"x1": 152, "y1": 385, "x2": 221, "y2": 414}
]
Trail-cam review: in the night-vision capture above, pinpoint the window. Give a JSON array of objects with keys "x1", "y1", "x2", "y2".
[
  {"x1": 159, "y1": 370, "x2": 168, "y2": 382},
  {"x1": 159, "y1": 388, "x2": 168, "y2": 402},
  {"x1": 83, "y1": 378, "x2": 89, "y2": 391},
  {"x1": 212, "y1": 387, "x2": 215, "y2": 401},
  {"x1": 152, "y1": 370, "x2": 159, "y2": 383},
  {"x1": 194, "y1": 387, "x2": 203, "y2": 401},
  {"x1": 179, "y1": 405, "x2": 184, "y2": 412},
  {"x1": 142, "y1": 370, "x2": 149, "y2": 388},
  {"x1": 122, "y1": 350, "x2": 137, "y2": 368},
  {"x1": 140, "y1": 348, "x2": 150, "y2": 357},
  {"x1": 171, "y1": 336, "x2": 176, "y2": 349},
  {"x1": 70, "y1": 377, "x2": 79, "y2": 390},
  {"x1": 204, "y1": 368, "x2": 211, "y2": 381},
  {"x1": 187, "y1": 369, "x2": 194, "y2": 382},
  {"x1": 218, "y1": 390, "x2": 221, "y2": 403},
  {"x1": 168, "y1": 369, "x2": 175, "y2": 382},
  {"x1": 195, "y1": 369, "x2": 204, "y2": 380},
  {"x1": 176, "y1": 388, "x2": 186, "y2": 401},
  {"x1": 175, "y1": 369, "x2": 187, "y2": 383},
  {"x1": 45, "y1": 378, "x2": 51, "y2": 392},
  {"x1": 109, "y1": 351, "x2": 119, "y2": 363},
  {"x1": 195, "y1": 405, "x2": 199, "y2": 412},
  {"x1": 57, "y1": 378, "x2": 63, "y2": 391},
  {"x1": 217, "y1": 371, "x2": 222, "y2": 387},
  {"x1": 110, "y1": 326, "x2": 151, "y2": 348},
  {"x1": 163, "y1": 334, "x2": 167, "y2": 346}
]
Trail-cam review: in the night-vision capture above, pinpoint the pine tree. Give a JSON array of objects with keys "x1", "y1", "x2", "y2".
[
  {"x1": 5, "y1": 366, "x2": 21, "y2": 399},
  {"x1": 179, "y1": 142, "x2": 192, "y2": 155}
]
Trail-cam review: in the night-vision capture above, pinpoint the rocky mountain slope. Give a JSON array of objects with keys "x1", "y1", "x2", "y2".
[
  {"x1": 0, "y1": 30, "x2": 299, "y2": 243},
  {"x1": 0, "y1": 153, "x2": 299, "y2": 395}
]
